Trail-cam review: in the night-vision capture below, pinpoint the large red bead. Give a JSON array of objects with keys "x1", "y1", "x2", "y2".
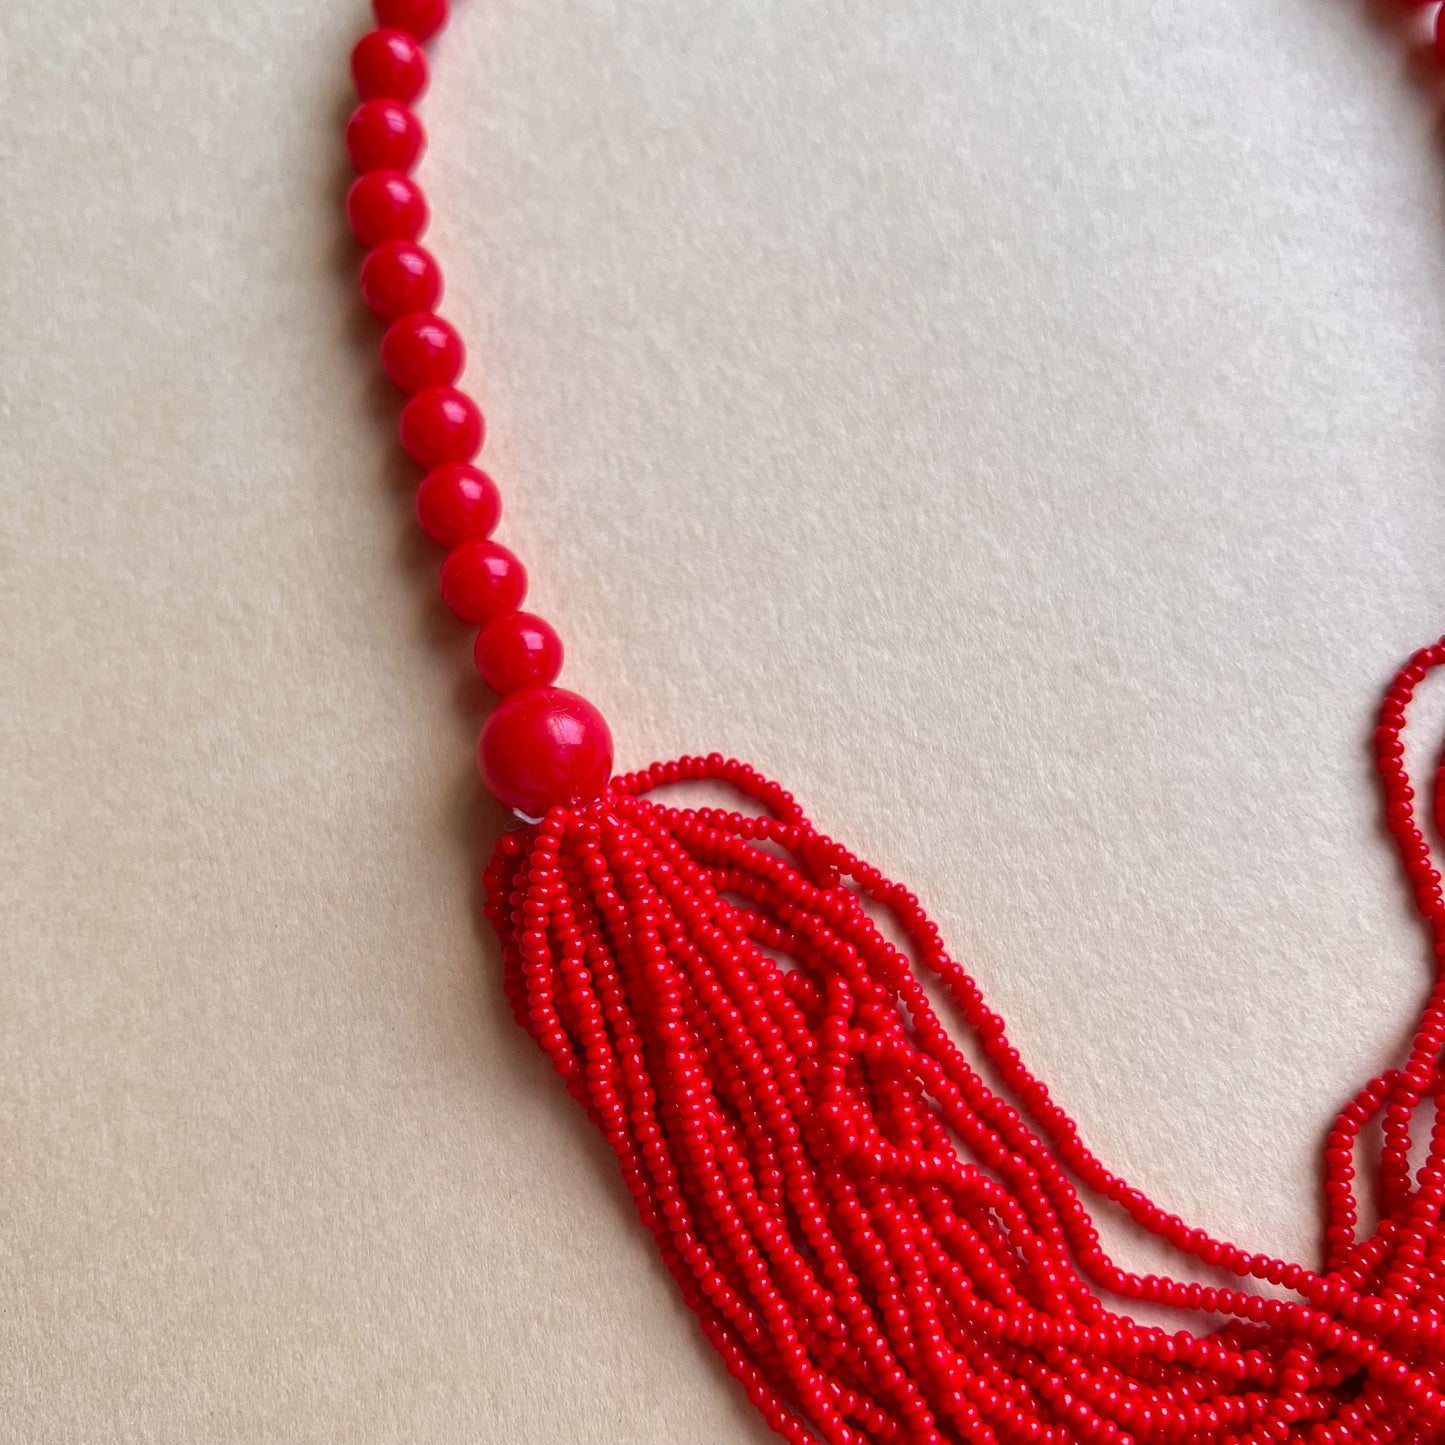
[
  {"x1": 373, "y1": 0, "x2": 449, "y2": 41},
  {"x1": 351, "y1": 28, "x2": 429, "y2": 103},
  {"x1": 439, "y1": 539, "x2": 526, "y2": 622},
  {"x1": 474, "y1": 611, "x2": 564, "y2": 694},
  {"x1": 359, "y1": 240, "x2": 441, "y2": 319},
  {"x1": 479, "y1": 686, "x2": 613, "y2": 816},
  {"x1": 381, "y1": 312, "x2": 465, "y2": 392},
  {"x1": 345, "y1": 99, "x2": 425, "y2": 172},
  {"x1": 347, "y1": 170, "x2": 428, "y2": 247},
  {"x1": 415, "y1": 463, "x2": 501, "y2": 546},
  {"x1": 399, "y1": 386, "x2": 484, "y2": 468}
]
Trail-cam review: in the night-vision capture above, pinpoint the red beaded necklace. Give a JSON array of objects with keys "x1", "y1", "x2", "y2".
[{"x1": 345, "y1": 4, "x2": 1445, "y2": 1440}]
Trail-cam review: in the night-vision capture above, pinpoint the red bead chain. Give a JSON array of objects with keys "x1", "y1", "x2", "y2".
[
  {"x1": 345, "y1": 0, "x2": 611, "y2": 817},
  {"x1": 346, "y1": 5, "x2": 1445, "y2": 1440}
]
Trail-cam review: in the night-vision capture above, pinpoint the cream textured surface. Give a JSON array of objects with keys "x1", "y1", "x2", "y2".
[{"x1": 7, "y1": 0, "x2": 1445, "y2": 1440}]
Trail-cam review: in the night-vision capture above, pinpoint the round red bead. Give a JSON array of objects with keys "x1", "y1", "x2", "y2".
[
  {"x1": 439, "y1": 539, "x2": 527, "y2": 623},
  {"x1": 351, "y1": 28, "x2": 429, "y2": 103},
  {"x1": 381, "y1": 312, "x2": 465, "y2": 392},
  {"x1": 475, "y1": 611, "x2": 565, "y2": 694},
  {"x1": 345, "y1": 99, "x2": 425, "y2": 172},
  {"x1": 479, "y1": 686, "x2": 613, "y2": 815},
  {"x1": 358, "y1": 240, "x2": 441, "y2": 320},
  {"x1": 347, "y1": 170, "x2": 428, "y2": 248},
  {"x1": 373, "y1": 0, "x2": 449, "y2": 41},
  {"x1": 399, "y1": 386, "x2": 484, "y2": 468},
  {"x1": 415, "y1": 463, "x2": 501, "y2": 546}
]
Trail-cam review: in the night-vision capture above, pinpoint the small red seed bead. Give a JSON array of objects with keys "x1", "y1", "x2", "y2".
[
  {"x1": 345, "y1": 99, "x2": 425, "y2": 172},
  {"x1": 415, "y1": 463, "x2": 501, "y2": 546},
  {"x1": 373, "y1": 0, "x2": 449, "y2": 41},
  {"x1": 381, "y1": 312, "x2": 465, "y2": 392},
  {"x1": 347, "y1": 170, "x2": 428, "y2": 248},
  {"x1": 439, "y1": 539, "x2": 527, "y2": 623},
  {"x1": 400, "y1": 386, "x2": 484, "y2": 468},
  {"x1": 359, "y1": 240, "x2": 441, "y2": 320},
  {"x1": 351, "y1": 28, "x2": 429, "y2": 103},
  {"x1": 475, "y1": 611, "x2": 565, "y2": 694},
  {"x1": 479, "y1": 686, "x2": 613, "y2": 815}
]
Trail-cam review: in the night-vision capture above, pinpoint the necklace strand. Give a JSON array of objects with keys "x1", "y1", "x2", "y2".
[{"x1": 345, "y1": 3, "x2": 1445, "y2": 1439}]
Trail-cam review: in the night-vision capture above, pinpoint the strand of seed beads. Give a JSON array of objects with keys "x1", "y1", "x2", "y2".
[{"x1": 345, "y1": 0, "x2": 616, "y2": 822}]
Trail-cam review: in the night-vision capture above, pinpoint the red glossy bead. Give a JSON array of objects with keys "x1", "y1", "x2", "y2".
[
  {"x1": 347, "y1": 170, "x2": 428, "y2": 247},
  {"x1": 374, "y1": 0, "x2": 449, "y2": 41},
  {"x1": 359, "y1": 240, "x2": 441, "y2": 320},
  {"x1": 439, "y1": 539, "x2": 527, "y2": 623},
  {"x1": 399, "y1": 386, "x2": 484, "y2": 468},
  {"x1": 373, "y1": 0, "x2": 448, "y2": 41},
  {"x1": 351, "y1": 28, "x2": 429, "y2": 103},
  {"x1": 415, "y1": 463, "x2": 501, "y2": 546},
  {"x1": 381, "y1": 312, "x2": 465, "y2": 392},
  {"x1": 479, "y1": 686, "x2": 613, "y2": 815},
  {"x1": 475, "y1": 611, "x2": 564, "y2": 694},
  {"x1": 345, "y1": 99, "x2": 425, "y2": 172}
]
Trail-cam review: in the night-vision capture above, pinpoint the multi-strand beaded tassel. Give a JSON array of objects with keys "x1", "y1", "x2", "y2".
[{"x1": 346, "y1": 3, "x2": 1445, "y2": 1439}]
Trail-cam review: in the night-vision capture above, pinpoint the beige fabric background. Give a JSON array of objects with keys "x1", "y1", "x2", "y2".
[{"x1": 7, "y1": 0, "x2": 1445, "y2": 1439}]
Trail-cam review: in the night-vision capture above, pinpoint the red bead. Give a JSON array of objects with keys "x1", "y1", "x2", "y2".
[
  {"x1": 479, "y1": 686, "x2": 613, "y2": 815},
  {"x1": 358, "y1": 239, "x2": 441, "y2": 320},
  {"x1": 475, "y1": 611, "x2": 565, "y2": 694},
  {"x1": 351, "y1": 28, "x2": 429, "y2": 103},
  {"x1": 381, "y1": 312, "x2": 465, "y2": 392},
  {"x1": 373, "y1": 0, "x2": 449, "y2": 41},
  {"x1": 415, "y1": 463, "x2": 501, "y2": 546},
  {"x1": 439, "y1": 538, "x2": 526, "y2": 622},
  {"x1": 347, "y1": 170, "x2": 428, "y2": 248},
  {"x1": 400, "y1": 386, "x2": 484, "y2": 468},
  {"x1": 345, "y1": 99, "x2": 425, "y2": 172}
]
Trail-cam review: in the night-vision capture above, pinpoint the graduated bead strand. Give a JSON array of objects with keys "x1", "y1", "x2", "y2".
[{"x1": 345, "y1": 0, "x2": 612, "y2": 819}]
